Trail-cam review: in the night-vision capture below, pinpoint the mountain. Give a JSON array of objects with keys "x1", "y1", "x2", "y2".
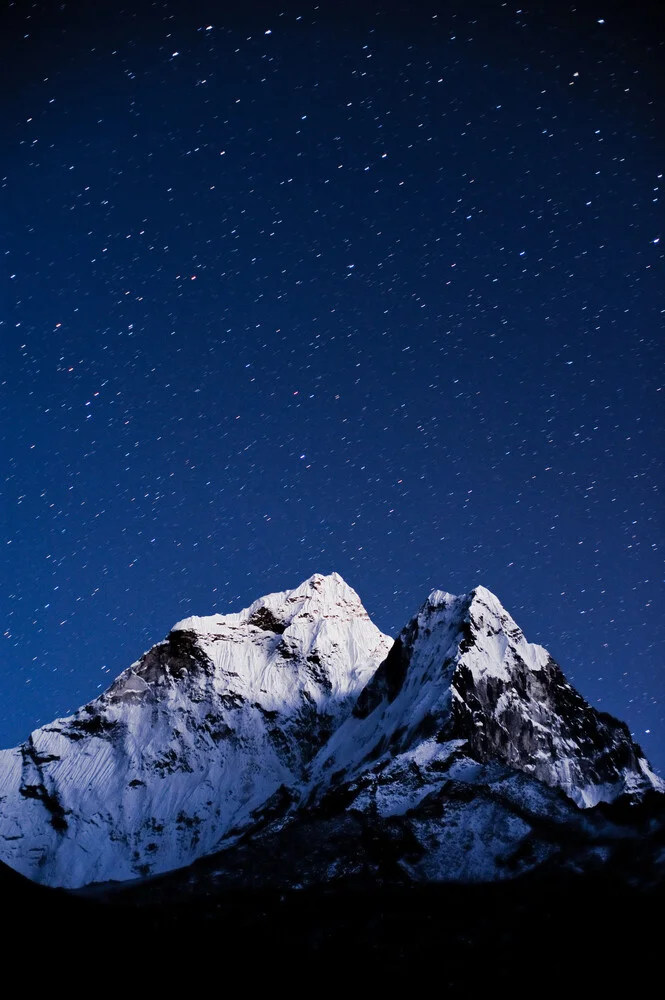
[
  {"x1": 311, "y1": 585, "x2": 661, "y2": 807},
  {"x1": 0, "y1": 573, "x2": 391, "y2": 887},
  {"x1": 0, "y1": 573, "x2": 662, "y2": 891}
]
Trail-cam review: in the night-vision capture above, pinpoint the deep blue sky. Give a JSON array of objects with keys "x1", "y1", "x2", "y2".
[{"x1": 2, "y1": 1, "x2": 663, "y2": 772}]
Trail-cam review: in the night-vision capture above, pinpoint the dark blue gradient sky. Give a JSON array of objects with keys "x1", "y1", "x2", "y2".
[{"x1": 2, "y1": 1, "x2": 663, "y2": 771}]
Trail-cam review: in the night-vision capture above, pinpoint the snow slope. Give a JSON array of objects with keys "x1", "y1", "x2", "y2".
[
  {"x1": 0, "y1": 573, "x2": 391, "y2": 887},
  {"x1": 0, "y1": 574, "x2": 661, "y2": 889},
  {"x1": 310, "y1": 586, "x2": 662, "y2": 808}
]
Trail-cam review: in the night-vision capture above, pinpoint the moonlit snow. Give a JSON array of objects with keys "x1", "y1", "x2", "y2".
[{"x1": 0, "y1": 574, "x2": 660, "y2": 889}]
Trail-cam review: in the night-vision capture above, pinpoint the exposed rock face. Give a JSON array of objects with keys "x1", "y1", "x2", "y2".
[
  {"x1": 316, "y1": 587, "x2": 659, "y2": 808},
  {"x1": 0, "y1": 575, "x2": 661, "y2": 889}
]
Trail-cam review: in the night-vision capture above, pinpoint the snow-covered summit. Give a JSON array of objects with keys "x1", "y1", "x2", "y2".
[
  {"x1": 173, "y1": 572, "x2": 370, "y2": 636},
  {"x1": 0, "y1": 573, "x2": 391, "y2": 888},
  {"x1": 311, "y1": 584, "x2": 662, "y2": 807},
  {"x1": 0, "y1": 574, "x2": 661, "y2": 890}
]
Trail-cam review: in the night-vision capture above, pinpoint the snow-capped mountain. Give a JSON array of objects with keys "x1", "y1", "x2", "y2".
[
  {"x1": 311, "y1": 586, "x2": 661, "y2": 808},
  {"x1": 0, "y1": 574, "x2": 661, "y2": 890},
  {"x1": 0, "y1": 573, "x2": 391, "y2": 888}
]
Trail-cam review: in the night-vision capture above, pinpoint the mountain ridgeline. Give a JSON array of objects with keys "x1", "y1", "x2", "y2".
[{"x1": 0, "y1": 573, "x2": 662, "y2": 890}]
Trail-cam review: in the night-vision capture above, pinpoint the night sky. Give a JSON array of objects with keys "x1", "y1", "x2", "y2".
[{"x1": 2, "y1": 1, "x2": 663, "y2": 773}]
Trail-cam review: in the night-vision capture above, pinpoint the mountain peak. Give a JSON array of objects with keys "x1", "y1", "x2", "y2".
[
  {"x1": 469, "y1": 583, "x2": 507, "y2": 611},
  {"x1": 173, "y1": 571, "x2": 368, "y2": 638},
  {"x1": 262, "y1": 570, "x2": 367, "y2": 615},
  {"x1": 0, "y1": 575, "x2": 661, "y2": 891},
  {"x1": 314, "y1": 583, "x2": 662, "y2": 809},
  {"x1": 423, "y1": 584, "x2": 509, "y2": 620},
  {"x1": 0, "y1": 573, "x2": 392, "y2": 888}
]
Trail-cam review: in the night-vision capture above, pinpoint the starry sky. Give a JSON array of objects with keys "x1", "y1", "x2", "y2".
[{"x1": 2, "y1": 1, "x2": 663, "y2": 772}]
